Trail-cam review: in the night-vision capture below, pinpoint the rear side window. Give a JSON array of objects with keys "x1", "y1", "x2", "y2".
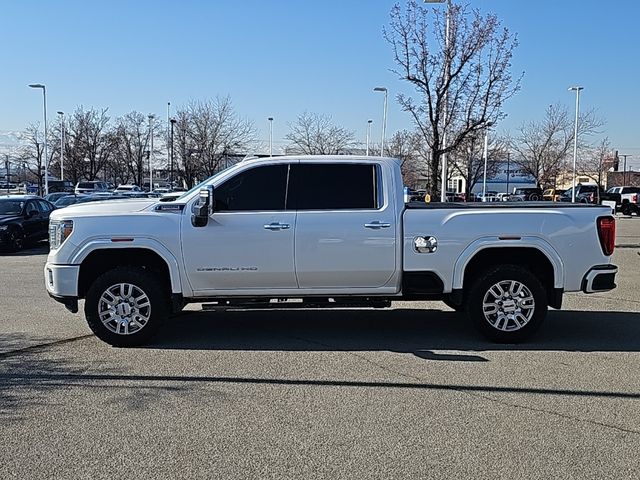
[
  {"x1": 214, "y1": 164, "x2": 288, "y2": 212},
  {"x1": 287, "y1": 163, "x2": 378, "y2": 210}
]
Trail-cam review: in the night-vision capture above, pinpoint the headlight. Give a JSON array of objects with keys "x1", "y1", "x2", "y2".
[{"x1": 49, "y1": 220, "x2": 74, "y2": 250}]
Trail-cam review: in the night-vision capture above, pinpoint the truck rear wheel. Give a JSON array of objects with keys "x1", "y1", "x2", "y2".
[
  {"x1": 85, "y1": 267, "x2": 168, "y2": 347},
  {"x1": 466, "y1": 265, "x2": 547, "y2": 343}
]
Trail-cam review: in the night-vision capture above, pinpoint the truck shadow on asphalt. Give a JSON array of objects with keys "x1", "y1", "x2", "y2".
[{"x1": 148, "y1": 308, "x2": 640, "y2": 354}]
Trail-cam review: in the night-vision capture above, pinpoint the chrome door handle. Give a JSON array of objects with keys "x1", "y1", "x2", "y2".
[
  {"x1": 364, "y1": 221, "x2": 391, "y2": 229},
  {"x1": 263, "y1": 222, "x2": 291, "y2": 230}
]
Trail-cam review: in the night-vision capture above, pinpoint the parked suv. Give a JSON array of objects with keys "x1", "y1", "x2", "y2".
[
  {"x1": 559, "y1": 185, "x2": 605, "y2": 204},
  {"x1": 512, "y1": 187, "x2": 543, "y2": 201},
  {"x1": 75, "y1": 181, "x2": 110, "y2": 195}
]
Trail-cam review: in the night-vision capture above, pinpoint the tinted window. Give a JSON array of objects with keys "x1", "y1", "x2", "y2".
[
  {"x1": 288, "y1": 163, "x2": 377, "y2": 210},
  {"x1": 78, "y1": 182, "x2": 93, "y2": 189},
  {"x1": 36, "y1": 200, "x2": 52, "y2": 212},
  {"x1": 25, "y1": 201, "x2": 38, "y2": 216},
  {"x1": 214, "y1": 164, "x2": 288, "y2": 212}
]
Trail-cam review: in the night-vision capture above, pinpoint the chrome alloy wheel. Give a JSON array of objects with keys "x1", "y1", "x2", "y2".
[
  {"x1": 98, "y1": 283, "x2": 151, "y2": 335},
  {"x1": 482, "y1": 280, "x2": 535, "y2": 332}
]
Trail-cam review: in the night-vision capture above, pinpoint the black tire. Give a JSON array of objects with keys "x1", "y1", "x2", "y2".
[
  {"x1": 85, "y1": 266, "x2": 168, "y2": 347},
  {"x1": 465, "y1": 264, "x2": 547, "y2": 343},
  {"x1": 621, "y1": 203, "x2": 631, "y2": 216},
  {"x1": 5, "y1": 226, "x2": 24, "y2": 252},
  {"x1": 529, "y1": 194, "x2": 540, "y2": 201},
  {"x1": 442, "y1": 295, "x2": 464, "y2": 312}
]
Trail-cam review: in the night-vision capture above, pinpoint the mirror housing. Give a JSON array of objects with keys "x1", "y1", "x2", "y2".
[{"x1": 191, "y1": 185, "x2": 214, "y2": 227}]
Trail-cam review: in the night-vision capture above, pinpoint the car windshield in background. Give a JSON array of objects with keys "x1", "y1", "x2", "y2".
[{"x1": 0, "y1": 200, "x2": 25, "y2": 215}]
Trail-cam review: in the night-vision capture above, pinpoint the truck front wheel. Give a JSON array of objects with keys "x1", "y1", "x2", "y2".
[
  {"x1": 466, "y1": 265, "x2": 547, "y2": 343},
  {"x1": 85, "y1": 267, "x2": 168, "y2": 347}
]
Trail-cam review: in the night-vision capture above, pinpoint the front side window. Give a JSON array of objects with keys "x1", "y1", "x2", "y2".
[
  {"x1": 214, "y1": 164, "x2": 288, "y2": 212},
  {"x1": 287, "y1": 163, "x2": 378, "y2": 210}
]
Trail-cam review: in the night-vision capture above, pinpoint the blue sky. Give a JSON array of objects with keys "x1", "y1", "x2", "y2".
[{"x1": 1, "y1": 0, "x2": 639, "y2": 167}]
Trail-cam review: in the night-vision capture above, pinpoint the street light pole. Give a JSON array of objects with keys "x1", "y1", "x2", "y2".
[
  {"x1": 268, "y1": 117, "x2": 274, "y2": 157},
  {"x1": 57, "y1": 111, "x2": 64, "y2": 181},
  {"x1": 481, "y1": 125, "x2": 491, "y2": 200},
  {"x1": 148, "y1": 114, "x2": 155, "y2": 191},
  {"x1": 170, "y1": 119, "x2": 176, "y2": 186},
  {"x1": 373, "y1": 87, "x2": 388, "y2": 156},
  {"x1": 569, "y1": 86, "x2": 584, "y2": 203},
  {"x1": 620, "y1": 154, "x2": 630, "y2": 185},
  {"x1": 29, "y1": 84, "x2": 48, "y2": 195},
  {"x1": 366, "y1": 120, "x2": 373, "y2": 156}
]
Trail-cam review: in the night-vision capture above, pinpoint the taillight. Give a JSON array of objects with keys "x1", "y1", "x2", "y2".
[
  {"x1": 597, "y1": 216, "x2": 616, "y2": 256},
  {"x1": 633, "y1": 194, "x2": 638, "y2": 203}
]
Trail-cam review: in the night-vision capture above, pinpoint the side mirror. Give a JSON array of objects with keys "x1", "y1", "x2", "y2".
[{"x1": 191, "y1": 185, "x2": 214, "y2": 227}]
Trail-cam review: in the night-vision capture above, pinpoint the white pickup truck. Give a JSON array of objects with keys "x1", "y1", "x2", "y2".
[{"x1": 45, "y1": 156, "x2": 618, "y2": 346}]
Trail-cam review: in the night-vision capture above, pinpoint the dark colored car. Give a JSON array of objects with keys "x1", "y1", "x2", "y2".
[
  {"x1": 559, "y1": 185, "x2": 606, "y2": 204},
  {"x1": 47, "y1": 180, "x2": 75, "y2": 194},
  {"x1": 0, "y1": 195, "x2": 55, "y2": 252},
  {"x1": 44, "y1": 192, "x2": 72, "y2": 204},
  {"x1": 512, "y1": 187, "x2": 544, "y2": 201}
]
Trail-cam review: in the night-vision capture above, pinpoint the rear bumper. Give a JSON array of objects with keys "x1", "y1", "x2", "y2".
[{"x1": 582, "y1": 264, "x2": 617, "y2": 293}]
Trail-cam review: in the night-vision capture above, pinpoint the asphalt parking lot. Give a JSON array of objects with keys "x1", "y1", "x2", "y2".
[{"x1": 1, "y1": 217, "x2": 639, "y2": 479}]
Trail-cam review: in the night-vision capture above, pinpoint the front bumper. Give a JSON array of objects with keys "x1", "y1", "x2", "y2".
[
  {"x1": 582, "y1": 264, "x2": 618, "y2": 293},
  {"x1": 44, "y1": 263, "x2": 80, "y2": 297}
]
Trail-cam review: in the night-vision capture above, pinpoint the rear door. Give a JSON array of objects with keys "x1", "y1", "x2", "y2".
[{"x1": 289, "y1": 162, "x2": 397, "y2": 289}]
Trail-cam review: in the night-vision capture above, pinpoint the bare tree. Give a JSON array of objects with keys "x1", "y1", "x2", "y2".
[
  {"x1": 510, "y1": 104, "x2": 603, "y2": 188},
  {"x1": 450, "y1": 133, "x2": 505, "y2": 196},
  {"x1": 17, "y1": 123, "x2": 51, "y2": 195},
  {"x1": 63, "y1": 107, "x2": 116, "y2": 182},
  {"x1": 577, "y1": 137, "x2": 612, "y2": 189},
  {"x1": 183, "y1": 97, "x2": 256, "y2": 177},
  {"x1": 285, "y1": 112, "x2": 355, "y2": 155},
  {"x1": 385, "y1": 0, "x2": 521, "y2": 198},
  {"x1": 173, "y1": 110, "x2": 199, "y2": 189},
  {"x1": 113, "y1": 112, "x2": 155, "y2": 186},
  {"x1": 386, "y1": 129, "x2": 429, "y2": 188}
]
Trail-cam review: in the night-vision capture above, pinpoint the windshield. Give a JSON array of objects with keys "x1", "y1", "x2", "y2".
[
  {"x1": 174, "y1": 165, "x2": 237, "y2": 201},
  {"x1": 55, "y1": 196, "x2": 82, "y2": 207},
  {"x1": 0, "y1": 200, "x2": 25, "y2": 215}
]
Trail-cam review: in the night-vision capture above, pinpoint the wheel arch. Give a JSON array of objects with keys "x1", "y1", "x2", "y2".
[
  {"x1": 453, "y1": 239, "x2": 563, "y2": 308},
  {"x1": 76, "y1": 245, "x2": 180, "y2": 299}
]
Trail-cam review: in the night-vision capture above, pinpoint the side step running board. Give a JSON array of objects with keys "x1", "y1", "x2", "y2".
[{"x1": 202, "y1": 298, "x2": 391, "y2": 311}]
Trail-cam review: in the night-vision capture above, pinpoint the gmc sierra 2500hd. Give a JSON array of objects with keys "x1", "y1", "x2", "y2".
[{"x1": 45, "y1": 156, "x2": 617, "y2": 346}]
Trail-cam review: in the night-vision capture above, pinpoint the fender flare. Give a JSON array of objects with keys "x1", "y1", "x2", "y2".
[
  {"x1": 70, "y1": 237, "x2": 183, "y2": 293},
  {"x1": 452, "y1": 236, "x2": 565, "y2": 290}
]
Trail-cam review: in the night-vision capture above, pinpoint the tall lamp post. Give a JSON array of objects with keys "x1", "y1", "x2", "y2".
[
  {"x1": 568, "y1": 86, "x2": 583, "y2": 203},
  {"x1": 170, "y1": 119, "x2": 176, "y2": 186},
  {"x1": 268, "y1": 117, "x2": 274, "y2": 157},
  {"x1": 57, "y1": 111, "x2": 64, "y2": 181},
  {"x1": 148, "y1": 114, "x2": 155, "y2": 191},
  {"x1": 425, "y1": 0, "x2": 452, "y2": 202},
  {"x1": 366, "y1": 119, "x2": 373, "y2": 156},
  {"x1": 29, "y1": 83, "x2": 48, "y2": 195},
  {"x1": 619, "y1": 154, "x2": 630, "y2": 185},
  {"x1": 481, "y1": 122, "x2": 494, "y2": 200},
  {"x1": 373, "y1": 87, "x2": 388, "y2": 156}
]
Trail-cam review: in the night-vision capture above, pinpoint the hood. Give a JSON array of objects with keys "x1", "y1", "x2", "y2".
[
  {"x1": 0, "y1": 214, "x2": 23, "y2": 225},
  {"x1": 50, "y1": 199, "x2": 157, "y2": 220}
]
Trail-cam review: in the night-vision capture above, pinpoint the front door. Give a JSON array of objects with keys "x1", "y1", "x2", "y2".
[{"x1": 182, "y1": 163, "x2": 298, "y2": 294}]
